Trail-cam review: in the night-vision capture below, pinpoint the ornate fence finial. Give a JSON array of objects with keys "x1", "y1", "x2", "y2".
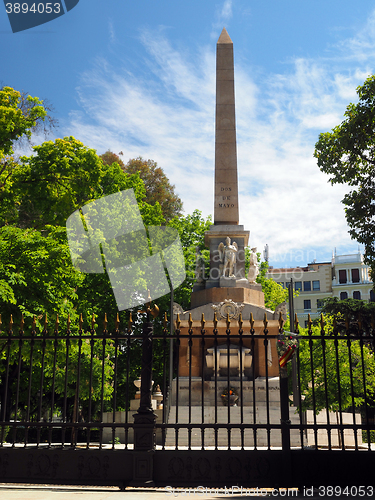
[
  {"x1": 127, "y1": 312, "x2": 133, "y2": 332},
  {"x1": 79, "y1": 313, "x2": 83, "y2": 331},
  {"x1": 226, "y1": 312, "x2": 230, "y2": 330},
  {"x1": 164, "y1": 311, "x2": 168, "y2": 329},
  {"x1": 9, "y1": 314, "x2": 14, "y2": 332},
  {"x1": 250, "y1": 312, "x2": 254, "y2": 330},
  {"x1": 176, "y1": 313, "x2": 181, "y2": 330},
  {"x1": 103, "y1": 313, "x2": 108, "y2": 332},
  {"x1": 44, "y1": 313, "x2": 48, "y2": 330},
  {"x1": 320, "y1": 313, "x2": 325, "y2": 332},
  {"x1": 188, "y1": 313, "x2": 193, "y2": 330},
  {"x1": 307, "y1": 313, "x2": 312, "y2": 331},
  {"x1": 278, "y1": 311, "x2": 284, "y2": 331},
  {"x1": 201, "y1": 313, "x2": 205, "y2": 329},
  {"x1": 91, "y1": 313, "x2": 96, "y2": 330},
  {"x1": 263, "y1": 312, "x2": 268, "y2": 330},
  {"x1": 150, "y1": 303, "x2": 159, "y2": 318},
  {"x1": 115, "y1": 312, "x2": 120, "y2": 331},
  {"x1": 238, "y1": 313, "x2": 243, "y2": 330},
  {"x1": 32, "y1": 315, "x2": 36, "y2": 331},
  {"x1": 20, "y1": 314, "x2": 25, "y2": 333},
  {"x1": 54, "y1": 315, "x2": 59, "y2": 331},
  {"x1": 294, "y1": 313, "x2": 299, "y2": 332},
  {"x1": 213, "y1": 312, "x2": 218, "y2": 330}
]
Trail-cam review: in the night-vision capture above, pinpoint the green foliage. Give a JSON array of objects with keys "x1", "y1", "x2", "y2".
[
  {"x1": 246, "y1": 251, "x2": 289, "y2": 311},
  {"x1": 0, "y1": 87, "x2": 54, "y2": 198},
  {"x1": 0, "y1": 86, "x2": 47, "y2": 159},
  {"x1": 168, "y1": 210, "x2": 212, "y2": 310},
  {"x1": 0, "y1": 225, "x2": 83, "y2": 322},
  {"x1": 121, "y1": 156, "x2": 183, "y2": 221},
  {"x1": 297, "y1": 316, "x2": 375, "y2": 415},
  {"x1": 320, "y1": 297, "x2": 375, "y2": 335},
  {"x1": 2, "y1": 137, "x2": 163, "y2": 229},
  {"x1": 314, "y1": 74, "x2": 375, "y2": 279}
]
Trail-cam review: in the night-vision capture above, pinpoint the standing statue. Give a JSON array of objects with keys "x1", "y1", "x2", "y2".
[
  {"x1": 218, "y1": 237, "x2": 238, "y2": 278},
  {"x1": 248, "y1": 247, "x2": 259, "y2": 283}
]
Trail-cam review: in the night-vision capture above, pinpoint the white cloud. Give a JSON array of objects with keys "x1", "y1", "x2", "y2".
[
  {"x1": 220, "y1": 0, "x2": 233, "y2": 22},
  {"x1": 108, "y1": 18, "x2": 115, "y2": 44},
  {"x1": 211, "y1": 0, "x2": 233, "y2": 38},
  {"x1": 67, "y1": 15, "x2": 375, "y2": 266}
]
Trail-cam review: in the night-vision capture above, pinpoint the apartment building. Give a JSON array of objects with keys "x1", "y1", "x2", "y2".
[{"x1": 266, "y1": 252, "x2": 373, "y2": 326}]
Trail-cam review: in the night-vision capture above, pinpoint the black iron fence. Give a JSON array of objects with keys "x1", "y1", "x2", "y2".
[{"x1": 0, "y1": 309, "x2": 374, "y2": 488}]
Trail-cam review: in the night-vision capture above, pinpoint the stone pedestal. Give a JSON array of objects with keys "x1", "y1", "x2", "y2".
[
  {"x1": 204, "y1": 225, "x2": 249, "y2": 286},
  {"x1": 175, "y1": 318, "x2": 280, "y2": 379}
]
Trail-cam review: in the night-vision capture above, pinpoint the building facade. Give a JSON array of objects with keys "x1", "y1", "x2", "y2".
[{"x1": 266, "y1": 252, "x2": 374, "y2": 326}]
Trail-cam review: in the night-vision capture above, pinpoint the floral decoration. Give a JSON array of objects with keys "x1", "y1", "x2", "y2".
[
  {"x1": 221, "y1": 386, "x2": 239, "y2": 406},
  {"x1": 277, "y1": 333, "x2": 298, "y2": 368}
]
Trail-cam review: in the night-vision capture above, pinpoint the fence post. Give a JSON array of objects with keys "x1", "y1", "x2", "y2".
[
  {"x1": 280, "y1": 366, "x2": 291, "y2": 451},
  {"x1": 131, "y1": 303, "x2": 157, "y2": 486},
  {"x1": 278, "y1": 307, "x2": 292, "y2": 487}
]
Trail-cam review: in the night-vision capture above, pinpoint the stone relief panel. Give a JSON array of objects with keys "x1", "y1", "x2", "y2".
[{"x1": 211, "y1": 299, "x2": 245, "y2": 320}]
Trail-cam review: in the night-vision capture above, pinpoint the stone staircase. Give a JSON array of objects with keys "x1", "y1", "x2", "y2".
[{"x1": 165, "y1": 404, "x2": 303, "y2": 448}]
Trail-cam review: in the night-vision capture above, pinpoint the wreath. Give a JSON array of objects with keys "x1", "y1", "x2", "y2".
[
  {"x1": 221, "y1": 387, "x2": 238, "y2": 406},
  {"x1": 277, "y1": 333, "x2": 298, "y2": 368}
]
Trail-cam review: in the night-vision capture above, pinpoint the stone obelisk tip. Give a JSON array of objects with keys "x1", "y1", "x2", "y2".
[{"x1": 217, "y1": 27, "x2": 233, "y2": 44}]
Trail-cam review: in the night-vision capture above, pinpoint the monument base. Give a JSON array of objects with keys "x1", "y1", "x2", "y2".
[
  {"x1": 166, "y1": 377, "x2": 363, "y2": 449},
  {"x1": 190, "y1": 286, "x2": 265, "y2": 310}
]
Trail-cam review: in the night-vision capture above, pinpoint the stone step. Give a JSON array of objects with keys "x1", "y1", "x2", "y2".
[{"x1": 165, "y1": 405, "x2": 302, "y2": 447}]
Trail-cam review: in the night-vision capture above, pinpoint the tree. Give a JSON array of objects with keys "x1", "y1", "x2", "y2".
[
  {"x1": 314, "y1": 75, "x2": 375, "y2": 280},
  {"x1": 320, "y1": 297, "x2": 375, "y2": 336},
  {"x1": 168, "y1": 209, "x2": 211, "y2": 309},
  {"x1": 0, "y1": 136, "x2": 169, "y2": 422},
  {"x1": 246, "y1": 251, "x2": 289, "y2": 311},
  {"x1": 0, "y1": 86, "x2": 55, "y2": 192},
  {"x1": 297, "y1": 316, "x2": 375, "y2": 416},
  {"x1": 101, "y1": 153, "x2": 183, "y2": 221},
  {"x1": 0, "y1": 225, "x2": 83, "y2": 321},
  {"x1": 100, "y1": 150, "x2": 125, "y2": 169},
  {"x1": 1, "y1": 137, "x2": 165, "y2": 229}
]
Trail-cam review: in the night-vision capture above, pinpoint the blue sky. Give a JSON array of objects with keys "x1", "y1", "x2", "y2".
[{"x1": 2, "y1": 0, "x2": 375, "y2": 268}]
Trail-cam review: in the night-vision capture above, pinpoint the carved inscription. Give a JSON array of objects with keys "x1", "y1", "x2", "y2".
[{"x1": 218, "y1": 187, "x2": 235, "y2": 208}]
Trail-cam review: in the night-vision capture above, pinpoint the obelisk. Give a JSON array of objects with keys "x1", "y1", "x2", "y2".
[
  {"x1": 214, "y1": 27, "x2": 239, "y2": 225},
  {"x1": 200, "y1": 28, "x2": 248, "y2": 290}
]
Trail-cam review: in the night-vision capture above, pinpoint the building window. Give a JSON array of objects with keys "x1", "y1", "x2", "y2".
[
  {"x1": 295, "y1": 282, "x2": 302, "y2": 291},
  {"x1": 339, "y1": 270, "x2": 347, "y2": 284},
  {"x1": 370, "y1": 290, "x2": 375, "y2": 302},
  {"x1": 340, "y1": 292, "x2": 348, "y2": 300},
  {"x1": 353, "y1": 291, "x2": 361, "y2": 300},
  {"x1": 304, "y1": 281, "x2": 311, "y2": 291},
  {"x1": 317, "y1": 299, "x2": 324, "y2": 310},
  {"x1": 312, "y1": 280, "x2": 320, "y2": 291},
  {"x1": 352, "y1": 269, "x2": 360, "y2": 283},
  {"x1": 304, "y1": 299, "x2": 311, "y2": 310}
]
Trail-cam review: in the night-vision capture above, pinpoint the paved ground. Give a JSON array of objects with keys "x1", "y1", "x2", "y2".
[{"x1": 0, "y1": 484, "x2": 374, "y2": 499}]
